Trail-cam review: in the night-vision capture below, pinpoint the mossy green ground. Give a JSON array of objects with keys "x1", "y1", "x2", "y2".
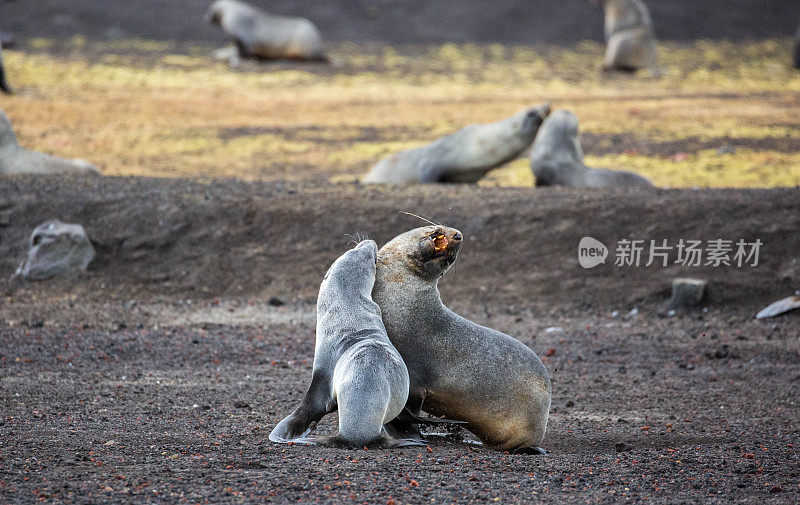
[{"x1": 2, "y1": 38, "x2": 799, "y2": 187}]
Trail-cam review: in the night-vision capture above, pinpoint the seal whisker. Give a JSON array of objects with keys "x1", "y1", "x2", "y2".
[{"x1": 400, "y1": 212, "x2": 440, "y2": 227}]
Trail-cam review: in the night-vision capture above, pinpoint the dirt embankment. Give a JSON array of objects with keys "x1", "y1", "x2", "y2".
[{"x1": 1, "y1": 176, "x2": 798, "y2": 313}]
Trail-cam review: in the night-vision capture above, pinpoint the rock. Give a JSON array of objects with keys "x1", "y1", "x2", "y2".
[
  {"x1": 669, "y1": 278, "x2": 706, "y2": 308},
  {"x1": 614, "y1": 442, "x2": 633, "y2": 453},
  {"x1": 15, "y1": 220, "x2": 95, "y2": 280},
  {"x1": 268, "y1": 296, "x2": 285, "y2": 307}
]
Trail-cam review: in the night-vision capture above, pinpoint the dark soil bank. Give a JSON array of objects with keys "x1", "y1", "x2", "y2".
[
  {"x1": 1, "y1": 0, "x2": 799, "y2": 45},
  {"x1": 0, "y1": 177, "x2": 799, "y2": 503}
]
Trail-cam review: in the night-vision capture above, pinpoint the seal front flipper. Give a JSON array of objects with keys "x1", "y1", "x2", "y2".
[
  {"x1": 269, "y1": 373, "x2": 334, "y2": 443},
  {"x1": 418, "y1": 163, "x2": 450, "y2": 184}
]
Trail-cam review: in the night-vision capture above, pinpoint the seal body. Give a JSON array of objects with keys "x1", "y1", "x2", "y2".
[
  {"x1": 269, "y1": 240, "x2": 416, "y2": 448},
  {"x1": 0, "y1": 110, "x2": 101, "y2": 176},
  {"x1": 530, "y1": 110, "x2": 653, "y2": 188},
  {"x1": 0, "y1": 46, "x2": 11, "y2": 94},
  {"x1": 363, "y1": 105, "x2": 551, "y2": 185},
  {"x1": 373, "y1": 226, "x2": 552, "y2": 452},
  {"x1": 596, "y1": 0, "x2": 657, "y2": 72},
  {"x1": 207, "y1": 0, "x2": 325, "y2": 61}
]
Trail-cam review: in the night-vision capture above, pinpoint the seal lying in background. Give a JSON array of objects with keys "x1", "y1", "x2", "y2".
[
  {"x1": 593, "y1": 0, "x2": 657, "y2": 72},
  {"x1": 0, "y1": 110, "x2": 101, "y2": 175},
  {"x1": 374, "y1": 226, "x2": 552, "y2": 453},
  {"x1": 362, "y1": 105, "x2": 551, "y2": 185},
  {"x1": 0, "y1": 46, "x2": 12, "y2": 94},
  {"x1": 270, "y1": 240, "x2": 422, "y2": 448},
  {"x1": 530, "y1": 110, "x2": 653, "y2": 188},
  {"x1": 206, "y1": 0, "x2": 326, "y2": 62}
]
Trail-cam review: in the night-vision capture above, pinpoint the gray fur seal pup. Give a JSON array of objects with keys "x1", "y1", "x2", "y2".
[
  {"x1": 269, "y1": 240, "x2": 422, "y2": 448},
  {"x1": 362, "y1": 105, "x2": 551, "y2": 185},
  {"x1": 593, "y1": 0, "x2": 657, "y2": 72},
  {"x1": 0, "y1": 110, "x2": 101, "y2": 176},
  {"x1": 0, "y1": 46, "x2": 11, "y2": 94},
  {"x1": 206, "y1": 0, "x2": 326, "y2": 62},
  {"x1": 530, "y1": 110, "x2": 653, "y2": 188},
  {"x1": 374, "y1": 226, "x2": 552, "y2": 453}
]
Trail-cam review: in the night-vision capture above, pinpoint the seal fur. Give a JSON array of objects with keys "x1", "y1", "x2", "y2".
[
  {"x1": 530, "y1": 110, "x2": 653, "y2": 188},
  {"x1": 374, "y1": 226, "x2": 552, "y2": 453},
  {"x1": 363, "y1": 105, "x2": 551, "y2": 185}
]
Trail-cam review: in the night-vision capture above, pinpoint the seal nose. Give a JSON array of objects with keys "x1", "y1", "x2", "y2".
[{"x1": 452, "y1": 231, "x2": 463, "y2": 242}]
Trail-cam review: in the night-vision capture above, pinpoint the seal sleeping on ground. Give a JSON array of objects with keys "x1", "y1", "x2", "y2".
[
  {"x1": 269, "y1": 240, "x2": 423, "y2": 448},
  {"x1": 0, "y1": 110, "x2": 101, "y2": 175},
  {"x1": 0, "y1": 46, "x2": 12, "y2": 94},
  {"x1": 206, "y1": 0, "x2": 326, "y2": 62},
  {"x1": 374, "y1": 226, "x2": 552, "y2": 453},
  {"x1": 592, "y1": 0, "x2": 657, "y2": 72},
  {"x1": 362, "y1": 105, "x2": 551, "y2": 185},
  {"x1": 530, "y1": 110, "x2": 653, "y2": 188}
]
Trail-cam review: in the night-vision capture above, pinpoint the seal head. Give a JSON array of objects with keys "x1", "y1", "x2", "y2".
[{"x1": 379, "y1": 225, "x2": 463, "y2": 280}]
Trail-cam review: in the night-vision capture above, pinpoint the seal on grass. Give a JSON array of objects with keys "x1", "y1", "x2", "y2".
[
  {"x1": 363, "y1": 105, "x2": 551, "y2": 184},
  {"x1": 207, "y1": 0, "x2": 326, "y2": 62},
  {"x1": 530, "y1": 110, "x2": 653, "y2": 188},
  {"x1": 593, "y1": 0, "x2": 657, "y2": 72},
  {"x1": 0, "y1": 110, "x2": 101, "y2": 175}
]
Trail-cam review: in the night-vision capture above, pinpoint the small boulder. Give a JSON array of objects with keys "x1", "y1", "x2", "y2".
[
  {"x1": 15, "y1": 220, "x2": 95, "y2": 280},
  {"x1": 669, "y1": 278, "x2": 706, "y2": 308}
]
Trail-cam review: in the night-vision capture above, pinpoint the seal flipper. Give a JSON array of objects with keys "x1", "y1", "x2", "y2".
[
  {"x1": 0, "y1": 48, "x2": 12, "y2": 95},
  {"x1": 269, "y1": 373, "x2": 334, "y2": 443}
]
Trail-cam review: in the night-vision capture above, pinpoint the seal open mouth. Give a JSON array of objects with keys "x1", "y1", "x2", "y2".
[{"x1": 432, "y1": 233, "x2": 448, "y2": 254}]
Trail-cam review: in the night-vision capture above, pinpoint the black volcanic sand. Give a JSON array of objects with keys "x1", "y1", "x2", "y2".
[{"x1": 0, "y1": 177, "x2": 798, "y2": 504}]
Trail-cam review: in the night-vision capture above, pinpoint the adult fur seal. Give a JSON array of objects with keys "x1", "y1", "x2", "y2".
[
  {"x1": 362, "y1": 105, "x2": 551, "y2": 185},
  {"x1": 270, "y1": 240, "x2": 422, "y2": 448},
  {"x1": 593, "y1": 0, "x2": 657, "y2": 72},
  {"x1": 207, "y1": 0, "x2": 326, "y2": 62},
  {"x1": 374, "y1": 226, "x2": 552, "y2": 453},
  {"x1": 530, "y1": 110, "x2": 653, "y2": 188},
  {"x1": 0, "y1": 46, "x2": 12, "y2": 94},
  {"x1": 0, "y1": 110, "x2": 100, "y2": 175}
]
